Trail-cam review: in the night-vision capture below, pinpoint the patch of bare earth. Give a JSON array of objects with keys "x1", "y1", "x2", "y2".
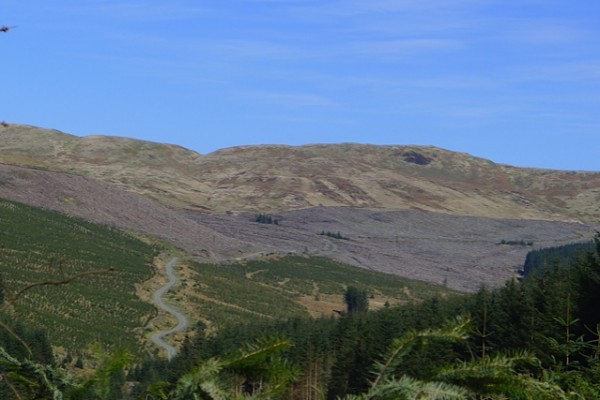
[
  {"x1": 297, "y1": 293, "x2": 345, "y2": 318},
  {"x1": 297, "y1": 290, "x2": 421, "y2": 319}
]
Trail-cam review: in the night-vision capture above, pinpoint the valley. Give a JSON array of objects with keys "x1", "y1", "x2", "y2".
[
  {"x1": 1, "y1": 123, "x2": 599, "y2": 399},
  {"x1": 3, "y1": 0, "x2": 600, "y2": 395},
  {"x1": 0, "y1": 195, "x2": 457, "y2": 357}
]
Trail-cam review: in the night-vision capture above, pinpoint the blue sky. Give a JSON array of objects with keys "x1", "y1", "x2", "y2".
[{"x1": 2, "y1": 1, "x2": 600, "y2": 170}]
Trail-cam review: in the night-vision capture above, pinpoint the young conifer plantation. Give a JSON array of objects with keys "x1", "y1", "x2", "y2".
[{"x1": 2, "y1": 195, "x2": 600, "y2": 399}]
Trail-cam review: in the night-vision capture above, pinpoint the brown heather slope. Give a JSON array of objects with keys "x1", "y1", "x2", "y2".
[
  {"x1": 1, "y1": 124, "x2": 600, "y2": 222},
  {"x1": 201, "y1": 145, "x2": 600, "y2": 221}
]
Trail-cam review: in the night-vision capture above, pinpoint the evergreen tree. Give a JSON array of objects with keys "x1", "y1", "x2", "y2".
[
  {"x1": 574, "y1": 248, "x2": 600, "y2": 342},
  {"x1": 344, "y1": 286, "x2": 368, "y2": 314},
  {"x1": 487, "y1": 279, "x2": 535, "y2": 351},
  {"x1": 107, "y1": 369, "x2": 126, "y2": 400},
  {"x1": 254, "y1": 213, "x2": 279, "y2": 225},
  {"x1": 469, "y1": 287, "x2": 492, "y2": 357}
]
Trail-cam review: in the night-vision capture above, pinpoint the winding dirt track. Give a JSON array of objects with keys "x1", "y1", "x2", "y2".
[{"x1": 150, "y1": 257, "x2": 188, "y2": 360}]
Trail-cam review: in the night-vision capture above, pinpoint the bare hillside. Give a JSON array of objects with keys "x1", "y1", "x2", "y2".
[
  {"x1": 0, "y1": 164, "x2": 247, "y2": 259},
  {"x1": 190, "y1": 208, "x2": 598, "y2": 291},
  {"x1": 1, "y1": 124, "x2": 599, "y2": 222}
]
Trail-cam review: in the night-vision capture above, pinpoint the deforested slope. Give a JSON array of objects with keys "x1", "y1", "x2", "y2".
[{"x1": 0, "y1": 163, "x2": 250, "y2": 260}]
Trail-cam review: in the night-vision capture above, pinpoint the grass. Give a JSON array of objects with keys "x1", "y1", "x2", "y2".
[{"x1": 0, "y1": 197, "x2": 157, "y2": 353}]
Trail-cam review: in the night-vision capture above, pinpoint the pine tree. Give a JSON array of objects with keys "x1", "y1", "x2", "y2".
[{"x1": 344, "y1": 286, "x2": 368, "y2": 314}]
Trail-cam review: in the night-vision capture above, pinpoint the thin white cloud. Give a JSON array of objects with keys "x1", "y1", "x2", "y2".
[
  {"x1": 442, "y1": 105, "x2": 514, "y2": 118},
  {"x1": 196, "y1": 39, "x2": 300, "y2": 59},
  {"x1": 285, "y1": 73, "x2": 499, "y2": 91}
]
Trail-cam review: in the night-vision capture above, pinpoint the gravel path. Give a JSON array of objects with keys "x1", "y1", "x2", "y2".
[{"x1": 150, "y1": 257, "x2": 188, "y2": 360}]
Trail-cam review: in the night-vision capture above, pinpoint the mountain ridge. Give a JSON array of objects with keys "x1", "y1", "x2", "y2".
[{"x1": 1, "y1": 123, "x2": 599, "y2": 222}]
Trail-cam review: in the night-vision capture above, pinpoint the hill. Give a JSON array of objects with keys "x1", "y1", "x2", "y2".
[
  {"x1": 0, "y1": 124, "x2": 599, "y2": 291},
  {"x1": 1, "y1": 124, "x2": 600, "y2": 221},
  {"x1": 0, "y1": 161, "x2": 596, "y2": 291}
]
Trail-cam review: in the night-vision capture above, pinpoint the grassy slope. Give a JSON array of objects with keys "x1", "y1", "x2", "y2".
[
  {"x1": 0, "y1": 197, "x2": 157, "y2": 351},
  {"x1": 0, "y1": 196, "x2": 454, "y2": 355},
  {"x1": 187, "y1": 256, "x2": 457, "y2": 331}
]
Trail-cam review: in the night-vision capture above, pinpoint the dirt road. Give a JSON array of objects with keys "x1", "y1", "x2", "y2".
[{"x1": 150, "y1": 257, "x2": 188, "y2": 359}]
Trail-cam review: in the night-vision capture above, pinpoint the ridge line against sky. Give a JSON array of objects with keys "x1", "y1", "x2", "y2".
[{"x1": 1, "y1": 1, "x2": 600, "y2": 171}]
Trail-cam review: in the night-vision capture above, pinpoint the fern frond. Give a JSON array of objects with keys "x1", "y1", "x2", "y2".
[{"x1": 65, "y1": 346, "x2": 132, "y2": 398}]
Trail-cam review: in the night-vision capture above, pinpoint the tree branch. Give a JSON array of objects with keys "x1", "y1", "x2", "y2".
[{"x1": 0, "y1": 267, "x2": 115, "y2": 314}]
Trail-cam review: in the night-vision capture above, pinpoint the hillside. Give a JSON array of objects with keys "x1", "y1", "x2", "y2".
[
  {"x1": 182, "y1": 255, "x2": 457, "y2": 332},
  {"x1": 0, "y1": 161, "x2": 596, "y2": 291},
  {"x1": 1, "y1": 124, "x2": 600, "y2": 221},
  {"x1": 0, "y1": 197, "x2": 156, "y2": 351},
  {"x1": 0, "y1": 123, "x2": 599, "y2": 291},
  {"x1": 0, "y1": 197, "x2": 457, "y2": 356},
  {"x1": 0, "y1": 163, "x2": 250, "y2": 260}
]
